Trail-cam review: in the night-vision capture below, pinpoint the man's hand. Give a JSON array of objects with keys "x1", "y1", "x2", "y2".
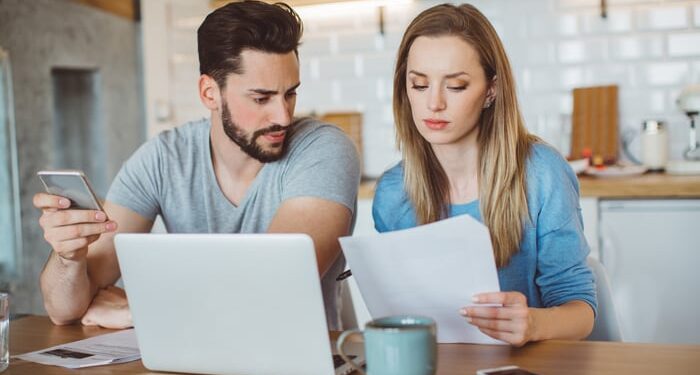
[
  {"x1": 81, "y1": 286, "x2": 133, "y2": 329},
  {"x1": 34, "y1": 193, "x2": 118, "y2": 262}
]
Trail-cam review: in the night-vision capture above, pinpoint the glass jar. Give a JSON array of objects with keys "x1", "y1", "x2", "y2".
[{"x1": 641, "y1": 120, "x2": 669, "y2": 171}]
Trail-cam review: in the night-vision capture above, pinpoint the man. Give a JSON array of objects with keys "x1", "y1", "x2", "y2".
[{"x1": 34, "y1": 1, "x2": 359, "y2": 330}]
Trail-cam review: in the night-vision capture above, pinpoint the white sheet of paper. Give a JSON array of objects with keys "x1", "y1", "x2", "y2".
[
  {"x1": 14, "y1": 329, "x2": 140, "y2": 368},
  {"x1": 340, "y1": 215, "x2": 504, "y2": 344}
]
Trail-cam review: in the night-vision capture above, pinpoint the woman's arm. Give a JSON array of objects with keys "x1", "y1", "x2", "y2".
[{"x1": 461, "y1": 291, "x2": 594, "y2": 346}]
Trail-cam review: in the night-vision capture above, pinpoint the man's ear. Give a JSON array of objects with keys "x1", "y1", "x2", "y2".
[{"x1": 199, "y1": 74, "x2": 220, "y2": 111}]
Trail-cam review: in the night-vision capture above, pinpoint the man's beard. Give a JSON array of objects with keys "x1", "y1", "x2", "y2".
[{"x1": 221, "y1": 101, "x2": 291, "y2": 163}]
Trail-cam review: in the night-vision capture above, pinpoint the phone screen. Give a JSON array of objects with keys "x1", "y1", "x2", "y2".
[{"x1": 38, "y1": 171, "x2": 103, "y2": 211}]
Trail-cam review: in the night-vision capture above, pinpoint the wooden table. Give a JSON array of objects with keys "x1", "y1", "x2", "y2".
[{"x1": 7, "y1": 316, "x2": 700, "y2": 374}]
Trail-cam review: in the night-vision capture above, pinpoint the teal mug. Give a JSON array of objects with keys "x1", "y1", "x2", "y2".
[{"x1": 337, "y1": 315, "x2": 437, "y2": 375}]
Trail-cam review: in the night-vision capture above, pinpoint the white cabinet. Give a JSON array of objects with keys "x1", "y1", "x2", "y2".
[{"x1": 599, "y1": 199, "x2": 700, "y2": 344}]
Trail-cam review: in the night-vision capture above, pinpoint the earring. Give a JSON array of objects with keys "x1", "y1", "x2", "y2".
[{"x1": 483, "y1": 100, "x2": 492, "y2": 109}]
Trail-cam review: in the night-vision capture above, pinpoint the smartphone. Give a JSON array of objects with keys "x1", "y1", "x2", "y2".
[
  {"x1": 37, "y1": 170, "x2": 105, "y2": 211},
  {"x1": 477, "y1": 365, "x2": 539, "y2": 375}
]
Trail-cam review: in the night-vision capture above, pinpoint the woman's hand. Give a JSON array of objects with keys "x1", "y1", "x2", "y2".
[{"x1": 460, "y1": 291, "x2": 538, "y2": 347}]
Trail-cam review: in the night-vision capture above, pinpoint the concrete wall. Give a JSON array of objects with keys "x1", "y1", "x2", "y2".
[{"x1": 0, "y1": 0, "x2": 145, "y2": 314}]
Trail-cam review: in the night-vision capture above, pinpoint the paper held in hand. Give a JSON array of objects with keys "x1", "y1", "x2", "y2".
[
  {"x1": 13, "y1": 329, "x2": 140, "y2": 368},
  {"x1": 339, "y1": 215, "x2": 504, "y2": 344}
]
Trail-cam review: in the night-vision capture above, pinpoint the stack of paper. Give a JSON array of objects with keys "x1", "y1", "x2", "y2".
[
  {"x1": 340, "y1": 215, "x2": 504, "y2": 344},
  {"x1": 14, "y1": 329, "x2": 140, "y2": 368}
]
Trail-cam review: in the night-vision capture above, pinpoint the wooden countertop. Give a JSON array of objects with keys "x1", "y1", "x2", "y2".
[
  {"x1": 577, "y1": 173, "x2": 700, "y2": 198},
  {"x1": 359, "y1": 173, "x2": 700, "y2": 200}
]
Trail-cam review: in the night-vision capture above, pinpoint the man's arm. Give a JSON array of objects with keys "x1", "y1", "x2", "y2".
[
  {"x1": 267, "y1": 197, "x2": 352, "y2": 277},
  {"x1": 37, "y1": 198, "x2": 153, "y2": 325}
]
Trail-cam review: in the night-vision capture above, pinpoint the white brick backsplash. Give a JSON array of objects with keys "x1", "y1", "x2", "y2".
[
  {"x1": 300, "y1": 9, "x2": 374, "y2": 34},
  {"x1": 642, "y1": 62, "x2": 690, "y2": 86},
  {"x1": 362, "y1": 52, "x2": 395, "y2": 79},
  {"x1": 529, "y1": 13, "x2": 580, "y2": 38},
  {"x1": 299, "y1": 35, "x2": 332, "y2": 57},
  {"x1": 317, "y1": 55, "x2": 357, "y2": 80},
  {"x1": 522, "y1": 94, "x2": 562, "y2": 118},
  {"x1": 693, "y1": 61, "x2": 700, "y2": 82},
  {"x1": 335, "y1": 32, "x2": 382, "y2": 55},
  {"x1": 296, "y1": 81, "x2": 335, "y2": 111},
  {"x1": 510, "y1": 41, "x2": 557, "y2": 66},
  {"x1": 336, "y1": 79, "x2": 380, "y2": 105},
  {"x1": 581, "y1": 9, "x2": 633, "y2": 34},
  {"x1": 668, "y1": 32, "x2": 700, "y2": 57},
  {"x1": 558, "y1": 39, "x2": 607, "y2": 63},
  {"x1": 381, "y1": 2, "x2": 423, "y2": 32},
  {"x1": 620, "y1": 90, "x2": 666, "y2": 116},
  {"x1": 560, "y1": 67, "x2": 587, "y2": 89},
  {"x1": 155, "y1": 0, "x2": 700, "y2": 170},
  {"x1": 363, "y1": 126, "x2": 401, "y2": 178},
  {"x1": 637, "y1": 5, "x2": 688, "y2": 30},
  {"x1": 557, "y1": 0, "x2": 601, "y2": 9},
  {"x1": 585, "y1": 64, "x2": 634, "y2": 87},
  {"x1": 520, "y1": 68, "x2": 559, "y2": 92},
  {"x1": 560, "y1": 93, "x2": 574, "y2": 114},
  {"x1": 299, "y1": 60, "x2": 314, "y2": 83},
  {"x1": 608, "y1": 0, "x2": 666, "y2": 4},
  {"x1": 609, "y1": 35, "x2": 664, "y2": 60},
  {"x1": 560, "y1": 14, "x2": 580, "y2": 36}
]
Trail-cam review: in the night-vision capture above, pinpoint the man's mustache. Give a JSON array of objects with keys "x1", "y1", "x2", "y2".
[{"x1": 252, "y1": 123, "x2": 294, "y2": 139}]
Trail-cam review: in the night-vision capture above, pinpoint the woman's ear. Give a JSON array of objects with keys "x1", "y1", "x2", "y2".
[
  {"x1": 199, "y1": 74, "x2": 221, "y2": 111},
  {"x1": 483, "y1": 75, "x2": 498, "y2": 109}
]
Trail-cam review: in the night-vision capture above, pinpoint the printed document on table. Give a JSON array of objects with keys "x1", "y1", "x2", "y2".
[
  {"x1": 340, "y1": 215, "x2": 504, "y2": 344},
  {"x1": 14, "y1": 329, "x2": 140, "y2": 368}
]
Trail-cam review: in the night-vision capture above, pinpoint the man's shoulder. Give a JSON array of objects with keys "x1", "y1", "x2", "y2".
[
  {"x1": 155, "y1": 118, "x2": 210, "y2": 144},
  {"x1": 284, "y1": 117, "x2": 358, "y2": 160},
  {"x1": 288, "y1": 117, "x2": 349, "y2": 143},
  {"x1": 142, "y1": 118, "x2": 209, "y2": 156}
]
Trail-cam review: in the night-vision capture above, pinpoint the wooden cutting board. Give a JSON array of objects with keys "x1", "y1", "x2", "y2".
[{"x1": 570, "y1": 85, "x2": 618, "y2": 163}]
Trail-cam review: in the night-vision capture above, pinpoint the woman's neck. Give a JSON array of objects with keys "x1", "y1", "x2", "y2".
[{"x1": 431, "y1": 134, "x2": 480, "y2": 205}]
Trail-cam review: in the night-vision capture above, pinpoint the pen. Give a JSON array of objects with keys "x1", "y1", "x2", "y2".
[{"x1": 336, "y1": 269, "x2": 352, "y2": 281}]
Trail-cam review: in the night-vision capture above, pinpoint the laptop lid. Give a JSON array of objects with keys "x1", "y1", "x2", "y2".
[{"x1": 115, "y1": 233, "x2": 360, "y2": 375}]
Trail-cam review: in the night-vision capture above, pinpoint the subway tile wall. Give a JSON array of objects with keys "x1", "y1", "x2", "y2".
[{"x1": 163, "y1": 0, "x2": 700, "y2": 178}]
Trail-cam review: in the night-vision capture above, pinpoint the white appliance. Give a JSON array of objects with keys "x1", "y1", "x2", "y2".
[{"x1": 599, "y1": 199, "x2": 700, "y2": 344}]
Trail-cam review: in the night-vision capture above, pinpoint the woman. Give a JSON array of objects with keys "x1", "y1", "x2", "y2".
[{"x1": 372, "y1": 3, "x2": 596, "y2": 346}]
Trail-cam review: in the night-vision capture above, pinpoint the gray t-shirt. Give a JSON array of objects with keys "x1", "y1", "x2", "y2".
[{"x1": 107, "y1": 117, "x2": 360, "y2": 329}]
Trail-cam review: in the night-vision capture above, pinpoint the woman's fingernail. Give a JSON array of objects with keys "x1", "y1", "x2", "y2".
[
  {"x1": 472, "y1": 296, "x2": 480, "y2": 303},
  {"x1": 106, "y1": 222, "x2": 117, "y2": 231},
  {"x1": 460, "y1": 308, "x2": 468, "y2": 316},
  {"x1": 60, "y1": 199, "x2": 70, "y2": 207},
  {"x1": 466, "y1": 317, "x2": 473, "y2": 323}
]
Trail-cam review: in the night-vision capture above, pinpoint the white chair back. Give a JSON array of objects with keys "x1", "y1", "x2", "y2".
[{"x1": 587, "y1": 256, "x2": 624, "y2": 341}]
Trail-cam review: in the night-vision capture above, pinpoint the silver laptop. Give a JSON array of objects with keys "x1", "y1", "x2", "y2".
[{"x1": 115, "y1": 233, "x2": 364, "y2": 375}]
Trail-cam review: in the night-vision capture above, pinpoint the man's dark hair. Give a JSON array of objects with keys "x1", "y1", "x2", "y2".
[{"x1": 197, "y1": 1, "x2": 303, "y2": 88}]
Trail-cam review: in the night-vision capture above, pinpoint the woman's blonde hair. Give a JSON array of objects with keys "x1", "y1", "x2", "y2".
[{"x1": 393, "y1": 3, "x2": 538, "y2": 267}]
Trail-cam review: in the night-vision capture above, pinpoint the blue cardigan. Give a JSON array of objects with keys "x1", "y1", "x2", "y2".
[{"x1": 372, "y1": 143, "x2": 597, "y2": 315}]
